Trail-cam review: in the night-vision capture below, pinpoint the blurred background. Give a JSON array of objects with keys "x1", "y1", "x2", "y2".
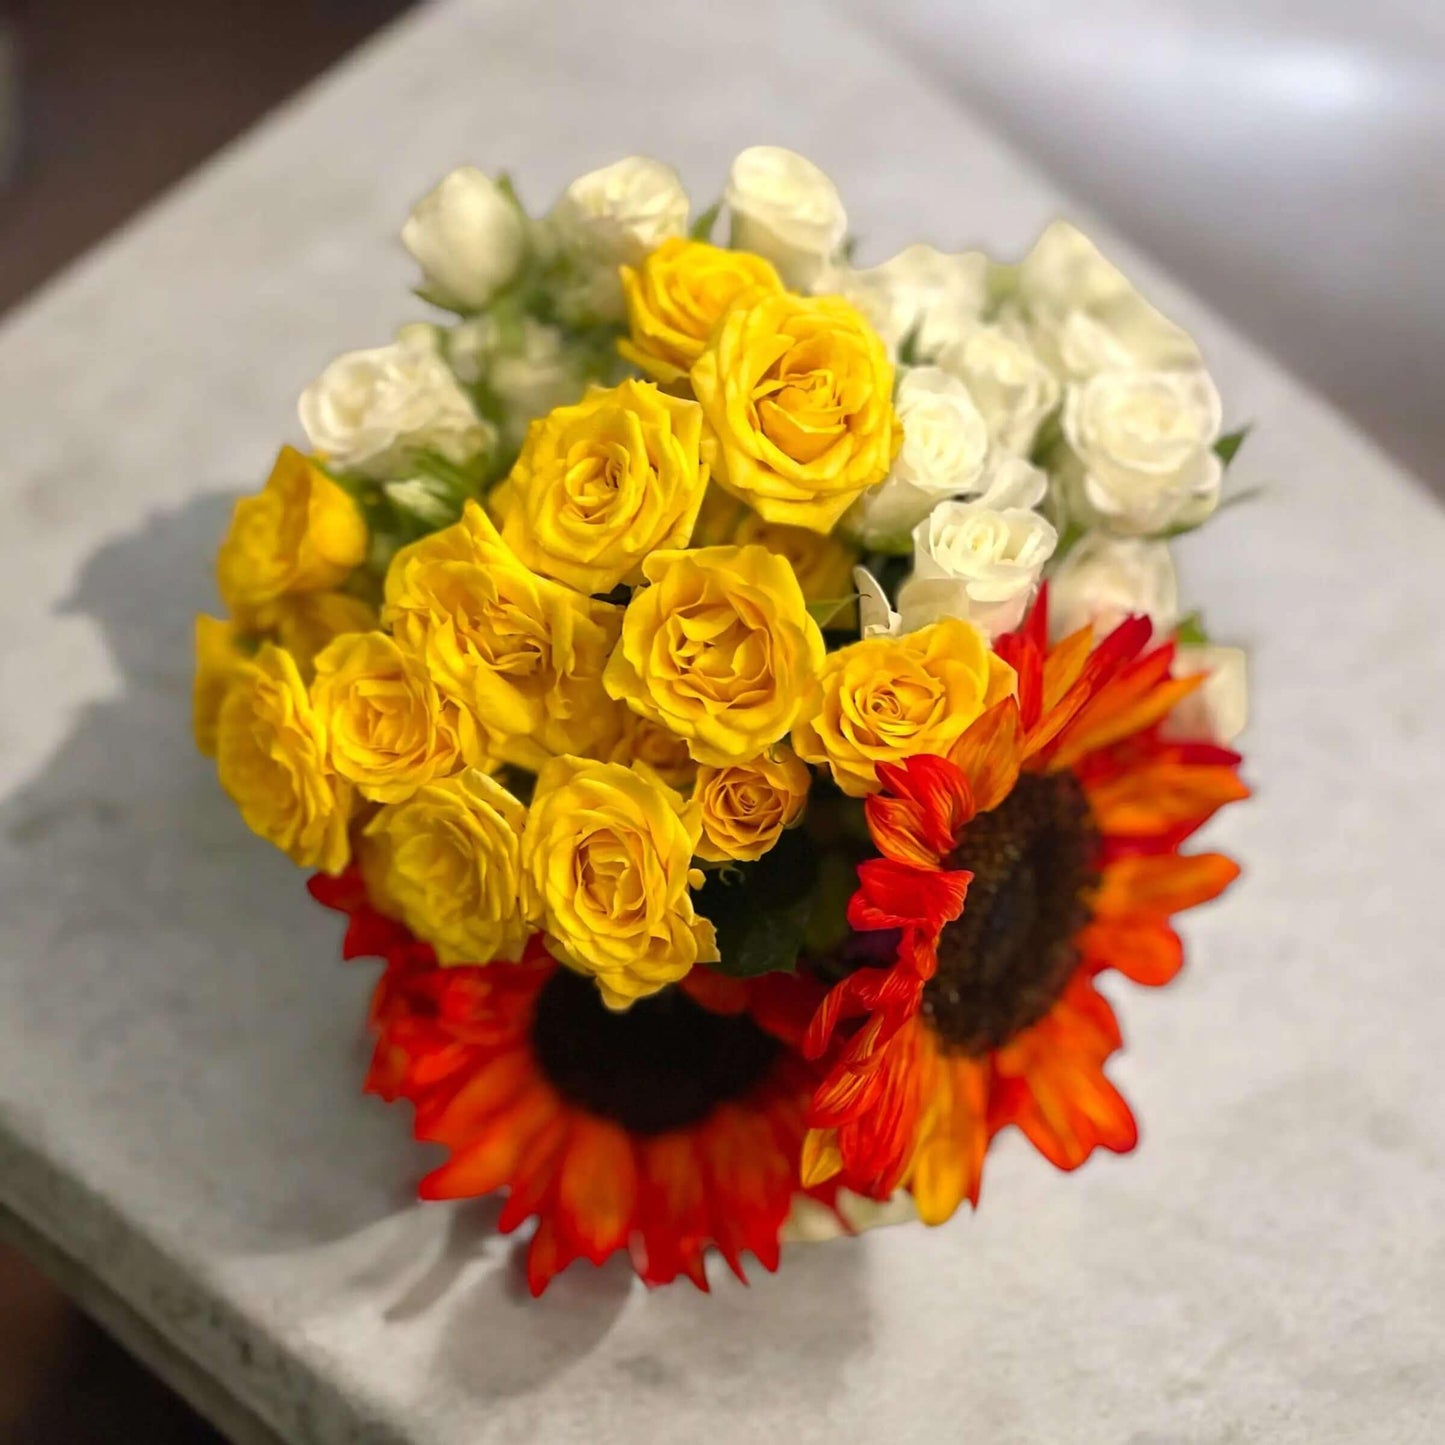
[{"x1": 0, "y1": 0, "x2": 1438, "y2": 1437}]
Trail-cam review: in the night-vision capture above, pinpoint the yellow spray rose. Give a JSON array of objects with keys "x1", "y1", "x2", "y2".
[
  {"x1": 695, "y1": 746, "x2": 812, "y2": 863},
  {"x1": 500, "y1": 380, "x2": 708, "y2": 594},
  {"x1": 216, "y1": 446, "x2": 367, "y2": 616},
  {"x1": 384, "y1": 501, "x2": 625, "y2": 770},
  {"x1": 604, "y1": 544, "x2": 825, "y2": 767},
  {"x1": 690, "y1": 292, "x2": 900, "y2": 533},
  {"x1": 619, "y1": 237, "x2": 783, "y2": 383},
  {"x1": 310, "y1": 630, "x2": 462, "y2": 803},
  {"x1": 365, "y1": 769, "x2": 530, "y2": 964},
  {"x1": 732, "y1": 509, "x2": 858, "y2": 608},
  {"x1": 215, "y1": 644, "x2": 353, "y2": 872},
  {"x1": 522, "y1": 756, "x2": 717, "y2": 1009},
  {"x1": 606, "y1": 711, "x2": 698, "y2": 790},
  {"x1": 792, "y1": 617, "x2": 1016, "y2": 796},
  {"x1": 193, "y1": 614, "x2": 250, "y2": 757}
]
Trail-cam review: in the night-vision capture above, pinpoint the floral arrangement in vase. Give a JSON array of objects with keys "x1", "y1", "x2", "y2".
[{"x1": 195, "y1": 147, "x2": 1249, "y2": 1293}]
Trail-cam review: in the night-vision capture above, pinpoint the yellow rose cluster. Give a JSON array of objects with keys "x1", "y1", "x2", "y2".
[{"x1": 196, "y1": 222, "x2": 1022, "y2": 1012}]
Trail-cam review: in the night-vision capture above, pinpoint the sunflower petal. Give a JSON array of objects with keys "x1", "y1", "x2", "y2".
[
  {"x1": 1094, "y1": 852, "x2": 1242, "y2": 920},
  {"x1": 1086, "y1": 762, "x2": 1251, "y2": 838},
  {"x1": 947, "y1": 700, "x2": 1024, "y2": 812},
  {"x1": 1077, "y1": 919, "x2": 1185, "y2": 986}
]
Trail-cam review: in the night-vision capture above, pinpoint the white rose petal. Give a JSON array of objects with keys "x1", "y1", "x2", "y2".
[
  {"x1": 1062, "y1": 367, "x2": 1223, "y2": 536},
  {"x1": 973, "y1": 452, "x2": 1050, "y2": 511},
  {"x1": 547, "y1": 156, "x2": 689, "y2": 320},
  {"x1": 854, "y1": 565, "x2": 900, "y2": 639},
  {"x1": 298, "y1": 329, "x2": 493, "y2": 480},
  {"x1": 401, "y1": 166, "x2": 527, "y2": 312},
  {"x1": 936, "y1": 321, "x2": 1060, "y2": 455},
  {"x1": 725, "y1": 146, "x2": 846, "y2": 289},
  {"x1": 1162, "y1": 644, "x2": 1248, "y2": 745},
  {"x1": 1018, "y1": 220, "x2": 1201, "y2": 379},
  {"x1": 815, "y1": 244, "x2": 988, "y2": 359},
  {"x1": 847, "y1": 367, "x2": 990, "y2": 545},
  {"x1": 897, "y1": 499, "x2": 1057, "y2": 638},
  {"x1": 1048, "y1": 531, "x2": 1179, "y2": 641}
]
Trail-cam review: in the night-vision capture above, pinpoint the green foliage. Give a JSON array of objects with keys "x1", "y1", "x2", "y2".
[
  {"x1": 1215, "y1": 426, "x2": 1252, "y2": 465},
  {"x1": 896, "y1": 320, "x2": 924, "y2": 368},
  {"x1": 1174, "y1": 610, "x2": 1209, "y2": 646},
  {"x1": 689, "y1": 200, "x2": 722, "y2": 243},
  {"x1": 806, "y1": 596, "x2": 857, "y2": 630},
  {"x1": 693, "y1": 828, "x2": 819, "y2": 978}
]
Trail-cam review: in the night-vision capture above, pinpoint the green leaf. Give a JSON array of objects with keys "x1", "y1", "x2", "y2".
[
  {"x1": 806, "y1": 595, "x2": 857, "y2": 630},
  {"x1": 1215, "y1": 426, "x2": 1252, "y2": 465},
  {"x1": 689, "y1": 200, "x2": 722, "y2": 242},
  {"x1": 694, "y1": 828, "x2": 817, "y2": 978},
  {"x1": 410, "y1": 448, "x2": 490, "y2": 501},
  {"x1": 802, "y1": 849, "x2": 858, "y2": 955},
  {"x1": 494, "y1": 171, "x2": 522, "y2": 208},
  {"x1": 841, "y1": 234, "x2": 860, "y2": 264},
  {"x1": 896, "y1": 319, "x2": 924, "y2": 368},
  {"x1": 384, "y1": 478, "x2": 461, "y2": 530},
  {"x1": 1174, "y1": 610, "x2": 1209, "y2": 646}
]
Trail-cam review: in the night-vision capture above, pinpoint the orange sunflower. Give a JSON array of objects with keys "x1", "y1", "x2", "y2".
[
  {"x1": 309, "y1": 873, "x2": 830, "y2": 1294},
  {"x1": 800, "y1": 596, "x2": 1248, "y2": 1223}
]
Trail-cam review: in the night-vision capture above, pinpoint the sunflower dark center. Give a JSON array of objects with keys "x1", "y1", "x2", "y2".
[
  {"x1": 923, "y1": 772, "x2": 1098, "y2": 1056},
  {"x1": 530, "y1": 968, "x2": 780, "y2": 1135}
]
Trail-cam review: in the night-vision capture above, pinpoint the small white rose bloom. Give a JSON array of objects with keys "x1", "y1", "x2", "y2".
[
  {"x1": 896, "y1": 499, "x2": 1057, "y2": 639},
  {"x1": 1062, "y1": 367, "x2": 1224, "y2": 535},
  {"x1": 401, "y1": 166, "x2": 527, "y2": 312},
  {"x1": 298, "y1": 328, "x2": 493, "y2": 479},
  {"x1": 725, "y1": 145, "x2": 847, "y2": 290},
  {"x1": 815, "y1": 244, "x2": 989, "y2": 358},
  {"x1": 1162, "y1": 644, "x2": 1248, "y2": 745},
  {"x1": 936, "y1": 321, "x2": 1060, "y2": 456},
  {"x1": 1048, "y1": 532, "x2": 1179, "y2": 641},
  {"x1": 547, "y1": 156, "x2": 689, "y2": 320},
  {"x1": 1018, "y1": 220, "x2": 1201, "y2": 379},
  {"x1": 491, "y1": 323, "x2": 586, "y2": 434},
  {"x1": 847, "y1": 367, "x2": 991, "y2": 546},
  {"x1": 449, "y1": 316, "x2": 587, "y2": 447}
]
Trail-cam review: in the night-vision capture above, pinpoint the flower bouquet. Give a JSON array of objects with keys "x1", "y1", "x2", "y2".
[{"x1": 196, "y1": 148, "x2": 1250, "y2": 1294}]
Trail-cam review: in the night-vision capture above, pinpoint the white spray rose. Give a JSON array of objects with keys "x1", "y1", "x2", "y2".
[
  {"x1": 401, "y1": 167, "x2": 527, "y2": 312},
  {"x1": 298, "y1": 327, "x2": 493, "y2": 479},
  {"x1": 547, "y1": 156, "x2": 688, "y2": 320},
  {"x1": 1162, "y1": 645, "x2": 1248, "y2": 745},
  {"x1": 846, "y1": 367, "x2": 990, "y2": 545},
  {"x1": 815, "y1": 244, "x2": 988, "y2": 358},
  {"x1": 1018, "y1": 220, "x2": 1200, "y2": 379},
  {"x1": 936, "y1": 321, "x2": 1060, "y2": 456},
  {"x1": 1048, "y1": 532, "x2": 1179, "y2": 641},
  {"x1": 725, "y1": 146, "x2": 847, "y2": 289},
  {"x1": 897, "y1": 499, "x2": 1058, "y2": 638},
  {"x1": 1062, "y1": 367, "x2": 1223, "y2": 535}
]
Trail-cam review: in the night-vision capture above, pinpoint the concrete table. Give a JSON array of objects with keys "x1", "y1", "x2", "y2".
[{"x1": 1, "y1": 1, "x2": 1441, "y2": 1440}]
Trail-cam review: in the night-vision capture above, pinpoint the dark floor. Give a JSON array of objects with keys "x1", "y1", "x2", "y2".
[
  {"x1": 0, "y1": 0, "x2": 413, "y2": 316},
  {"x1": 0, "y1": 3, "x2": 411, "y2": 1439}
]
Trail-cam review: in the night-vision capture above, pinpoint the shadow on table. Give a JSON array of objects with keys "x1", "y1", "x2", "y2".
[
  {"x1": 420, "y1": 1203, "x2": 875, "y2": 1404},
  {"x1": 2, "y1": 494, "x2": 418, "y2": 1254}
]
